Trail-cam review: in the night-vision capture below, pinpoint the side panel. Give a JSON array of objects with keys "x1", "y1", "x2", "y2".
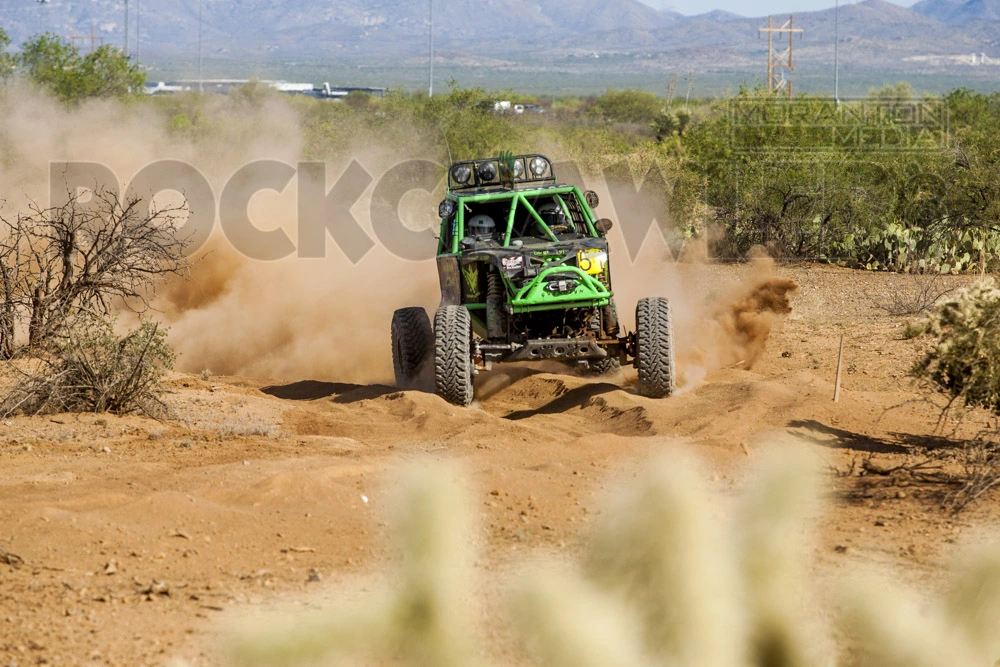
[{"x1": 436, "y1": 256, "x2": 462, "y2": 307}]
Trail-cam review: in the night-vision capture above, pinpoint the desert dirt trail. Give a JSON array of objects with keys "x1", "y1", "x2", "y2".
[{"x1": 0, "y1": 262, "x2": 994, "y2": 665}]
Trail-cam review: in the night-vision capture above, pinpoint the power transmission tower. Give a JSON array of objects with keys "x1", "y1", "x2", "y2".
[
  {"x1": 758, "y1": 16, "x2": 803, "y2": 99},
  {"x1": 69, "y1": 26, "x2": 104, "y2": 54}
]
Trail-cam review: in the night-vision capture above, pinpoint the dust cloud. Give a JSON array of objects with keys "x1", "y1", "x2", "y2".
[
  {"x1": 0, "y1": 83, "x2": 442, "y2": 384},
  {"x1": 607, "y1": 213, "x2": 798, "y2": 391},
  {"x1": 0, "y1": 85, "x2": 795, "y2": 388}
]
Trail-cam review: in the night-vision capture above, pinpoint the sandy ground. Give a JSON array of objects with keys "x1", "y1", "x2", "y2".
[{"x1": 0, "y1": 262, "x2": 995, "y2": 666}]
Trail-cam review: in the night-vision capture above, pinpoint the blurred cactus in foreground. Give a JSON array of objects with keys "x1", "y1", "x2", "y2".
[{"x1": 224, "y1": 451, "x2": 1000, "y2": 667}]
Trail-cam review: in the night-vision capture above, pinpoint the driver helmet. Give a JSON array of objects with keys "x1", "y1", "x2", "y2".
[
  {"x1": 467, "y1": 214, "x2": 496, "y2": 240},
  {"x1": 537, "y1": 202, "x2": 568, "y2": 230}
]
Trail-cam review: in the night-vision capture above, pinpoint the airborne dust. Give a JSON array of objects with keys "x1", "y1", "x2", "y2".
[{"x1": 0, "y1": 86, "x2": 796, "y2": 388}]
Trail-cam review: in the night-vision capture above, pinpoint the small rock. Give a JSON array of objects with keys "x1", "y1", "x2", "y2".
[
  {"x1": 103, "y1": 560, "x2": 118, "y2": 576},
  {"x1": 781, "y1": 351, "x2": 792, "y2": 358},
  {"x1": 102, "y1": 446, "x2": 110, "y2": 454},
  {"x1": 874, "y1": 520, "x2": 886, "y2": 527},
  {"x1": 896, "y1": 490, "x2": 907, "y2": 499},
  {"x1": 307, "y1": 569, "x2": 322, "y2": 583},
  {"x1": 834, "y1": 545, "x2": 849, "y2": 553}
]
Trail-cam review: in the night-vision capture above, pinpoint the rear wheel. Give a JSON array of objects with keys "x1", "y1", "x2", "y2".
[
  {"x1": 433, "y1": 305, "x2": 474, "y2": 406},
  {"x1": 391, "y1": 307, "x2": 433, "y2": 388},
  {"x1": 583, "y1": 356, "x2": 621, "y2": 376},
  {"x1": 635, "y1": 297, "x2": 676, "y2": 398}
]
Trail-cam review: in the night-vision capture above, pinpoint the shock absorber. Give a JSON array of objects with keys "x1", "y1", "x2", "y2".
[{"x1": 486, "y1": 272, "x2": 505, "y2": 339}]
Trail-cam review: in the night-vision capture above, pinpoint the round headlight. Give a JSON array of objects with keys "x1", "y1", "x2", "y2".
[
  {"x1": 438, "y1": 199, "x2": 456, "y2": 219},
  {"x1": 513, "y1": 160, "x2": 525, "y2": 179},
  {"x1": 529, "y1": 157, "x2": 548, "y2": 177},
  {"x1": 451, "y1": 165, "x2": 472, "y2": 184},
  {"x1": 478, "y1": 162, "x2": 498, "y2": 182}
]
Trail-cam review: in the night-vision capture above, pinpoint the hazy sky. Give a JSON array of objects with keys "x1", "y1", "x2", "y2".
[{"x1": 644, "y1": 0, "x2": 919, "y2": 15}]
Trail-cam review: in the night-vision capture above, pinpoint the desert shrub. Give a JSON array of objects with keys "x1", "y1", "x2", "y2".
[
  {"x1": 1, "y1": 315, "x2": 174, "y2": 417},
  {"x1": 0, "y1": 28, "x2": 14, "y2": 83},
  {"x1": 588, "y1": 89, "x2": 662, "y2": 124},
  {"x1": 907, "y1": 281, "x2": 1000, "y2": 509},
  {"x1": 910, "y1": 280, "x2": 1000, "y2": 414},
  {"x1": 870, "y1": 273, "x2": 958, "y2": 316}
]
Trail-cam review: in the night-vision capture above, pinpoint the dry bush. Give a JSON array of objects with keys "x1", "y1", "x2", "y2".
[
  {"x1": 0, "y1": 188, "x2": 190, "y2": 357},
  {"x1": 1, "y1": 314, "x2": 173, "y2": 417},
  {"x1": 869, "y1": 272, "x2": 958, "y2": 317}
]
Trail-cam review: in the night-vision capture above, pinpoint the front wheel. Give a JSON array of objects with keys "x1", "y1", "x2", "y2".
[
  {"x1": 391, "y1": 307, "x2": 433, "y2": 388},
  {"x1": 433, "y1": 305, "x2": 474, "y2": 406},
  {"x1": 635, "y1": 297, "x2": 676, "y2": 398}
]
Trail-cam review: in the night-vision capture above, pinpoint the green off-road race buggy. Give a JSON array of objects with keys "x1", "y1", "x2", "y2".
[{"x1": 391, "y1": 153, "x2": 675, "y2": 406}]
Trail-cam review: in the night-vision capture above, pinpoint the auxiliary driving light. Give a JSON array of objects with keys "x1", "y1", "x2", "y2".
[
  {"x1": 513, "y1": 159, "x2": 525, "y2": 179},
  {"x1": 477, "y1": 161, "x2": 498, "y2": 182},
  {"x1": 451, "y1": 164, "x2": 472, "y2": 184},
  {"x1": 438, "y1": 199, "x2": 456, "y2": 219},
  {"x1": 529, "y1": 157, "x2": 549, "y2": 178}
]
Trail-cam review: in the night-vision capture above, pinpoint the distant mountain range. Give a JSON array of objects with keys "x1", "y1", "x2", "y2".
[
  {"x1": 0, "y1": 0, "x2": 998, "y2": 91},
  {"x1": 913, "y1": 0, "x2": 1000, "y2": 24}
]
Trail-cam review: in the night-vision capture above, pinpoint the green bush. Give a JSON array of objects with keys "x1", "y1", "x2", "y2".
[
  {"x1": 910, "y1": 280, "x2": 1000, "y2": 414},
  {"x1": 588, "y1": 89, "x2": 662, "y2": 124},
  {"x1": 18, "y1": 33, "x2": 145, "y2": 103},
  {"x1": 0, "y1": 28, "x2": 14, "y2": 82}
]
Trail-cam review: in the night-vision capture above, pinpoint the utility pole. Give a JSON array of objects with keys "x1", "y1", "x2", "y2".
[
  {"x1": 834, "y1": 0, "x2": 840, "y2": 104},
  {"x1": 198, "y1": 0, "x2": 204, "y2": 93},
  {"x1": 759, "y1": 16, "x2": 803, "y2": 99},
  {"x1": 135, "y1": 0, "x2": 140, "y2": 62},
  {"x1": 427, "y1": 0, "x2": 434, "y2": 97},
  {"x1": 36, "y1": 0, "x2": 48, "y2": 36}
]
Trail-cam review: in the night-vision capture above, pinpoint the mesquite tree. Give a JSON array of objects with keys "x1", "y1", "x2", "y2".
[{"x1": 0, "y1": 189, "x2": 191, "y2": 357}]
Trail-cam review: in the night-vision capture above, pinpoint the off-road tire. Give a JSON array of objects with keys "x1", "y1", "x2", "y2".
[
  {"x1": 583, "y1": 356, "x2": 621, "y2": 376},
  {"x1": 635, "y1": 297, "x2": 676, "y2": 398},
  {"x1": 392, "y1": 307, "x2": 433, "y2": 388},
  {"x1": 433, "y1": 305, "x2": 474, "y2": 406}
]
